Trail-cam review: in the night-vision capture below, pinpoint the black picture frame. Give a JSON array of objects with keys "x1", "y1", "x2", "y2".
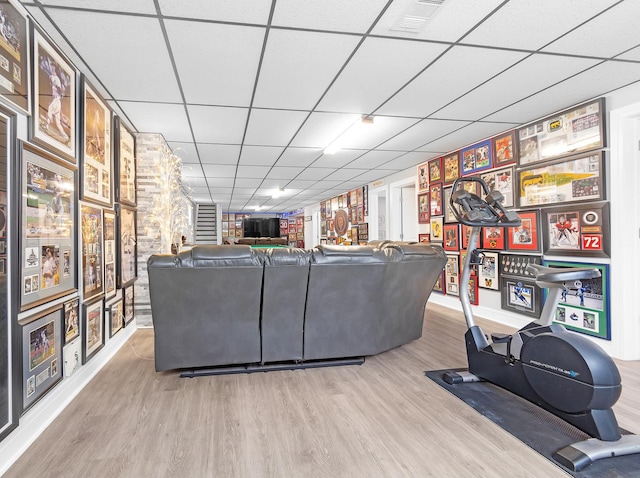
[
  {"x1": 123, "y1": 284, "x2": 134, "y2": 325},
  {"x1": 498, "y1": 253, "x2": 542, "y2": 280},
  {"x1": 107, "y1": 294, "x2": 124, "y2": 338},
  {"x1": 117, "y1": 203, "x2": 137, "y2": 288},
  {"x1": 20, "y1": 305, "x2": 63, "y2": 412},
  {"x1": 0, "y1": 0, "x2": 30, "y2": 114},
  {"x1": 63, "y1": 297, "x2": 79, "y2": 344},
  {"x1": 82, "y1": 296, "x2": 104, "y2": 363},
  {"x1": 114, "y1": 116, "x2": 137, "y2": 206},
  {"x1": 80, "y1": 202, "x2": 104, "y2": 301},
  {"x1": 480, "y1": 166, "x2": 515, "y2": 209},
  {"x1": 478, "y1": 250, "x2": 499, "y2": 290},
  {"x1": 500, "y1": 277, "x2": 543, "y2": 319},
  {"x1": 103, "y1": 209, "x2": 117, "y2": 299}
]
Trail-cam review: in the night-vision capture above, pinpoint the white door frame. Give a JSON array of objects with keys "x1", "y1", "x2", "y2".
[
  {"x1": 389, "y1": 177, "x2": 416, "y2": 241},
  {"x1": 368, "y1": 183, "x2": 388, "y2": 241}
]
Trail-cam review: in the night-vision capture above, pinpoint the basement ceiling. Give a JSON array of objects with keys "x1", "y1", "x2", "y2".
[{"x1": 22, "y1": 0, "x2": 640, "y2": 212}]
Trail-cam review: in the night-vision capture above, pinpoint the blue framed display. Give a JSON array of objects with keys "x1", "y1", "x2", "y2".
[{"x1": 461, "y1": 139, "x2": 493, "y2": 175}]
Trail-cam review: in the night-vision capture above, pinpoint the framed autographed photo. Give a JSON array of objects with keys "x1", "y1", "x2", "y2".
[
  {"x1": 82, "y1": 297, "x2": 104, "y2": 363},
  {"x1": 428, "y1": 157, "x2": 442, "y2": 183},
  {"x1": 82, "y1": 80, "x2": 112, "y2": 206},
  {"x1": 31, "y1": 27, "x2": 77, "y2": 163},
  {"x1": 80, "y1": 203, "x2": 103, "y2": 300},
  {"x1": 123, "y1": 284, "x2": 134, "y2": 325},
  {"x1": 20, "y1": 143, "x2": 77, "y2": 311},
  {"x1": 443, "y1": 224, "x2": 459, "y2": 251},
  {"x1": 417, "y1": 162, "x2": 428, "y2": 192},
  {"x1": 517, "y1": 98, "x2": 604, "y2": 167},
  {"x1": 478, "y1": 251, "x2": 499, "y2": 290},
  {"x1": 103, "y1": 209, "x2": 116, "y2": 298},
  {"x1": 445, "y1": 254, "x2": 459, "y2": 296},
  {"x1": 517, "y1": 152, "x2": 604, "y2": 208},
  {"x1": 443, "y1": 151, "x2": 460, "y2": 185},
  {"x1": 500, "y1": 277, "x2": 542, "y2": 319},
  {"x1": 493, "y1": 130, "x2": 516, "y2": 166},
  {"x1": 417, "y1": 192, "x2": 429, "y2": 224},
  {"x1": 480, "y1": 166, "x2": 515, "y2": 209},
  {"x1": 467, "y1": 276, "x2": 479, "y2": 306},
  {"x1": 461, "y1": 139, "x2": 492, "y2": 175},
  {"x1": 63, "y1": 297, "x2": 79, "y2": 344},
  {"x1": 429, "y1": 182, "x2": 443, "y2": 217},
  {"x1": 541, "y1": 201, "x2": 609, "y2": 258},
  {"x1": 0, "y1": 0, "x2": 30, "y2": 114},
  {"x1": 506, "y1": 210, "x2": 540, "y2": 253},
  {"x1": 418, "y1": 233, "x2": 430, "y2": 243},
  {"x1": 482, "y1": 226, "x2": 505, "y2": 250},
  {"x1": 442, "y1": 186, "x2": 457, "y2": 224},
  {"x1": 107, "y1": 294, "x2": 124, "y2": 338},
  {"x1": 432, "y1": 270, "x2": 445, "y2": 294},
  {"x1": 117, "y1": 203, "x2": 137, "y2": 287},
  {"x1": 543, "y1": 260, "x2": 610, "y2": 339},
  {"x1": 430, "y1": 216, "x2": 443, "y2": 242},
  {"x1": 20, "y1": 305, "x2": 63, "y2": 412}
]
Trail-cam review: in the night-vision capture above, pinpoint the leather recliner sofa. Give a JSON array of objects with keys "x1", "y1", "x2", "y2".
[{"x1": 148, "y1": 242, "x2": 446, "y2": 372}]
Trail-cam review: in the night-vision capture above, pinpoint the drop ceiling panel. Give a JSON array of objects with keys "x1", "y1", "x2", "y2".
[
  {"x1": 319, "y1": 150, "x2": 368, "y2": 169},
  {"x1": 234, "y1": 178, "x2": 263, "y2": 188},
  {"x1": 422, "y1": 121, "x2": 519, "y2": 154},
  {"x1": 169, "y1": 142, "x2": 198, "y2": 162},
  {"x1": 266, "y1": 166, "x2": 306, "y2": 180},
  {"x1": 120, "y1": 101, "x2": 192, "y2": 142},
  {"x1": 377, "y1": 46, "x2": 528, "y2": 117},
  {"x1": 462, "y1": 0, "x2": 617, "y2": 51},
  {"x1": 286, "y1": 179, "x2": 320, "y2": 189},
  {"x1": 272, "y1": 0, "x2": 388, "y2": 33},
  {"x1": 347, "y1": 150, "x2": 404, "y2": 169},
  {"x1": 36, "y1": 0, "x2": 157, "y2": 14},
  {"x1": 542, "y1": 2, "x2": 640, "y2": 58},
  {"x1": 197, "y1": 144, "x2": 242, "y2": 165},
  {"x1": 236, "y1": 165, "x2": 272, "y2": 178},
  {"x1": 166, "y1": 20, "x2": 264, "y2": 106},
  {"x1": 181, "y1": 164, "x2": 205, "y2": 178},
  {"x1": 252, "y1": 29, "x2": 361, "y2": 110},
  {"x1": 384, "y1": 152, "x2": 432, "y2": 171},
  {"x1": 158, "y1": 0, "x2": 272, "y2": 23},
  {"x1": 290, "y1": 112, "x2": 360, "y2": 148},
  {"x1": 238, "y1": 145, "x2": 284, "y2": 166},
  {"x1": 617, "y1": 46, "x2": 640, "y2": 61},
  {"x1": 339, "y1": 116, "x2": 421, "y2": 149},
  {"x1": 379, "y1": 118, "x2": 470, "y2": 151},
  {"x1": 202, "y1": 164, "x2": 237, "y2": 178},
  {"x1": 323, "y1": 168, "x2": 369, "y2": 181},
  {"x1": 45, "y1": 9, "x2": 182, "y2": 102},
  {"x1": 244, "y1": 109, "x2": 309, "y2": 146},
  {"x1": 318, "y1": 37, "x2": 449, "y2": 113},
  {"x1": 187, "y1": 105, "x2": 248, "y2": 144},
  {"x1": 355, "y1": 169, "x2": 396, "y2": 182},
  {"x1": 207, "y1": 178, "x2": 235, "y2": 187},
  {"x1": 275, "y1": 147, "x2": 323, "y2": 167},
  {"x1": 436, "y1": 54, "x2": 601, "y2": 121},
  {"x1": 297, "y1": 168, "x2": 337, "y2": 181}
]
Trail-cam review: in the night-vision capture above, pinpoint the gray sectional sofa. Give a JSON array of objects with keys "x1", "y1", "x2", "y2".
[{"x1": 147, "y1": 242, "x2": 446, "y2": 373}]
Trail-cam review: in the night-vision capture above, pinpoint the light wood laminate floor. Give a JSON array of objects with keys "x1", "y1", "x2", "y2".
[{"x1": 5, "y1": 303, "x2": 640, "y2": 478}]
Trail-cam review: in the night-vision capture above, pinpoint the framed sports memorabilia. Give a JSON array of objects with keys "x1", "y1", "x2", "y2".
[
  {"x1": 460, "y1": 224, "x2": 479, "y2": 249},
  {"x1": 482, "y1": 226, "x2": 505, "y2": 250},
  {"x1": 443, "y1": 224, "x2": 459, "y2": 252},
  {"x1": 117, "y1": 203, "x2": 137, "y2": 288},
  {"x1": 467, "y1": 276, "x2": 479, "y2": 306},
  {"x1": 63, "y1": 297, "x2": 79, "y2": 344},
  {"x1": 418, "y1": 233, "x2": 430, "y2": 243},
  {"x1": 123, "y1": 284, "x2": 134, "y2": 325},
  {"x1": 517, "y1": 98, "x2": 604, "y2": 167},
  {"x1": 541, "y1": 201, "x2": 609, "y2": 258},
  {"x1": 429, "y1": 182, "x2": 443, "y2": 217},
  {"x1": 543, "y1": 260, "x2": 610, "y2": 340},
  {"x1": 493, "y1": 130, "x2": 516, "y2": 166},
  {"x1": 430, "y1": 216, "x2": 443, "y2": 242},
  {"x1": 432, "y1": 270, "x2": 445, "y2": 294},
  {"x1": 83, "y1": 297, "x2": 104, "y2": 363},
  {"x1": 0, "y1": 0, "x2": 30, "y2": 114},
  {"x1": 20, "y1": 305, "x2": 63, "y2": 412},
  {"x1": 517, "y1": 152, "x2": 604, "y2": 208},
  {"x1": 445, "y1": 254, "x2": 459, "y2": 296},
  {"x1": 499, "y1": 254, "x2": 542, "y2": 280},
  {"x1": 107, "y1": 295, "x2": 124, "y2": 338},
  {"x1": 20, "y1": 142, "x2": 77, "y2": 311},
  {"x1": 31, "y1": 27, "x2": 77, "y2": 163},
  {"x1": 478, "y1": 251, "x2": 499, "y2": 290},
  {"x1": 418, "y1": 192, "x2": 430, "y2": 224},
  {"x1": 428, "y1": 157, "x2": 442, "y2": 183},
  {"x1": 115, "y1": 117, "x2": 136, "y2": 205},
  {"x1": 82, "y1": 80, "x2": 112, "y2": 206},
  {"x1": 103, "y1": 209, "x2": 116, "y2": 298},
  {"x1": 320, "y1": 201, "x2": 326, "y2": 220},
  {"x1": 461, "y1": 139, "x2": 492, "y2": 175},
  {"x1": 443, "y1": 151, "x2": 460, "y2": 185},
  {"x1": 417, "y1": 162, "x2": 429, "y2": 192},
  {"x1": 500, "y1": 277, "x2": 543, "y2": 319},
  {"x1": 80, "y1": 202, "x2": 103, "y2": 300},
  {"x1": 63, "y1": 337, "x2": 81, "y2": 378},
  {"x1": 506, "y1": 210, "x2": 540, "y2": 253},
  {"x1": 480, "y1": 166, "x2": 515, "y2": 208},
  {"x1": 442, "y1": 186, "x2": 457, "y2": 223},
  {"x1": 358, "y1": 222, "x2": 368, "y2": 241}
]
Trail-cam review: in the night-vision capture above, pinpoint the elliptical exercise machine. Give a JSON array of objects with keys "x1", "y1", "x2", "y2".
[{"x1": 442, "y1": 177, "x2": 640, "y2": 471}]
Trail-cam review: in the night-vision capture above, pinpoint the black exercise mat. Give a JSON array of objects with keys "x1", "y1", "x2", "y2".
[{"x1": 425, "y1": 369, "x2": 640, "y2": 477}]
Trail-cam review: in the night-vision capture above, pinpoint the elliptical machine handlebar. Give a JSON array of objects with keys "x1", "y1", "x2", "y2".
[{"x1": 449, "y1": 177, "x2": 521, "y2": 227}]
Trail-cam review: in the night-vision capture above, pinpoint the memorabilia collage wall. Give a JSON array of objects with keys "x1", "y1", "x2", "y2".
[
  {"x1": 0, "y1": 0, "x2": 139, "y2": 441},
  {"x1": 418, "y1": 98, "x2": 610, "y2": 340},
  {"x1": 221, "y1": 213, "x2": 305, "y2": 247},
  {"x1": 319, "y1": 186, "x2": 369, "y2": 245}
]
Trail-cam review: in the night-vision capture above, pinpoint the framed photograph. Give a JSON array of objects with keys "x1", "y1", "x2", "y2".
[
  {"x1": 460, "y1": 224, "x2": 479, "y2": 250},
  {"x1": 443, "y1": 151, "x2": 460, "y2": 185},
  {"x1": 442, "y1": 186, "x2": 457, "y2": 223},
  {"x1": 63, "y1": 337, "x2": 81, "y2": 378},
  {"x1": 82, "y1": 80, "x2": 112, "y2": 206},
  {"x1": 445, "y1": 254, "x2": 459, "y2": 296},
  {"x1": 417, "y1": 162, "x2": 428, "y2": 192},
  {"x1": 80, "y1": 202, "x2": 104, "y2": 300},
  {"x1": 430, "y1": 216, "x2": 443, "y2": 242},
  {"x1": 417, "y1": 192, "x2": 430, "y2": 224},
  {"x1": 467, "y1": 276, "x2": 479, "y2": 306},
  {"x1": 506, "y1": 210, "x2": 540, "y2": 252},
  {"x1": 480, "y1": 166, "x2": 515, "y2": 208},
  {"x1": 541, "y1": 201, "x2": 609, "y2": 258},
  {"x1": 432, "y1": 270, "x2": 445, "y2": 294},
  {"x1": 461, "y1": 139, "x2": 492, "y2": 175},
  {"x1": 20, "y1": 305, "x2": 63, "y2": 412},
  {"x1": 429, "y1": 182, "x2": 443, "y2": 217},
  {"x1": 482, "y1": 225, "x2": 505, "y2": 250},
  {"x1": 83, "y1": 297, "x2": 104, "y2": 363},
  {"x1": 478, "y1": 251, "x2": 499, "y2": 290},
  {"x1": 123, "y1": 284, "x2": 134, "y2": 325},
  {"x1": 443, "y1": 224, "x2": 459, "y2": 251},
  {"x1": 0, "y1": 0, "x2": 30, "y2": 114},
  {"x1": 63, "y1": 297, "x2": 79, "y2": 344},
  {"x1": 117, "y1": 203, "x2": 137, "y2": 288},
  {"x1": 493, "y1": 130, "x2": 516, "y2": 166},
  {"x1": 517, "y1": 152, "x2": 604, "y2": 208},
  {"x1": 358, "y1": 222, "x2": 368, "y2": 241},
  {"x1": 418, "y1": 233, "x2": 430, "y2": 243},
  {"x1": 517, "y1": 98, "x2": 604, "y2": 167},
  {"x1": 459, "y1": 249, "x2": 476, "y2": 277},
  {"x1": 543, "y1": 260, "x2": 610, "y2": 340},
  {"x1": 20, "y1": 142, "x2": 77, "y2": 311},
  {"x1": 428, "y1": 157, "x2": 442, "y2": 183},
  {"x1": 499, "y1": 253, "x2": 542, "y2": 279},
  {"x1": 500, "y1": 277, "x2": 543, "y2": 319},
  {"x1": 107, "y1": 296, "x2": 124, "y2": 338},
  {"x1": 31, "y1": 27, "x2": 77, "y2": 162},
  {"x1": 103, "y1": 209, "x2": 116, "y2": 298},
  {"x1": 320, "y1": 201, "x2": 326, "y2": 220}
]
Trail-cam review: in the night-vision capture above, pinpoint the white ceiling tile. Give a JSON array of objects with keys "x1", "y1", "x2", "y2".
[
  {"x1": 158, "y1": 0, "x2": 272, "y2": 23},
  {"x1": 542, "y1": 1, "x2": 640, "y2": 58},
  {"x1": 238, "y1": 146, "x2": 284, "y2": 166},
  {"x1": 120, "y1": 101, "x2": 192, "y2": 142},
  {"x1": 236, "y1": 165, "x2": 272, "y2": 178},
  {"x1": 253, "y1": 29, "x2": 361, "y2": 110},
  {"x1": 377, "y1": 46, "x2": 528, "y2": 117},
  {"x1": 340, "y1": 116, "x2": 421, "y2": 149},
  {"x1": 424, "y1": 122, "x2": 519, "y2": 155},
  {"x1": 166, "y1": 21, "x2": 264, "y2": 106},
  {"x1": 266, "y1": 167, "x2": 305, "y2": 180},
  {"x1": 384, "y1": 152, "x2": 433, "y2": 171},
  {"x1": 234, "y1": 178, "x2": 263, "y2": 188},
  {"x1": 187, "y1": 105, "x2": 248, "y2": 143},
  {"x1": 45, "y1": 10, "x2": 182, "y2": 102},
  {"x1": 258, "y1": 179, "x2": 284, "y2": 189},
  {"x1": 323, "y1": 168, "x2": 369, "y2": 181},
  {"x1": 273, "y1": 0, "x2": 388, "y2": 33},
  {"x1": 320, "y1": 150, "x2": 368, "y2": 169},
  {"x1": 319, "y1": 37, "x2": 449, "y2": 113},
  {"x1": 169, "y1": 142, "x2": 198, "y2": 162},
  {"x1": 244, "y1": 109, "x2": 308, "y2": 146},
  {"x1": 202, "y1": 164, "x2": 237, "y2": 177},
  {"x1": 379, "y1": 118, "x2": 470, "y2": 151},
  {"x1": 617, "y1": 46, "x2": 640, "y2": 61},
  {"x1": 37, "y1": 0, "x2": 157, "y2": 14},
  {"x1": 197, "y1": 144, "x2": 241, "y2": 164},
  {"x1": 181, "y1": 164, "x2": 204, "y2": 178},
  {"x1": 354, "y1": 170, "x2": 393, "y2": 183},
  {"x1": 297, "y1": 168, "x2": 336, "y2": 181},
  {"x1": 436, "y1": 54, "x2": 600, "y2": 121},
  {"x1": 233, "y1": 188, "x2": 259, "y2": 196},
  {"x1": 275, "y1": 147, "x2": 323, "y2": 167},
  {"x1": 286, "y1": 179, "x2": 319, "y2": 189},
  {"x1": 347, "y1": 150, "x2": 403, "y2": 169}
]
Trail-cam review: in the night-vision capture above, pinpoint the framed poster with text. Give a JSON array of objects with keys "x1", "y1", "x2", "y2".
[
  {"x1": 80, "y1": 202, "x2": 103, "y2": 301},
  {"x1": 117, "y1": 203, "x2": 137, "y2": 287},
  {"x1": 0, "y1": 0, "x2": 30, "y2": 114}
]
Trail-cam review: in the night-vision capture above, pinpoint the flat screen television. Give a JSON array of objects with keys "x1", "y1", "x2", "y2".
[{"x1": 242, "y1": 218, "x2": 281, "y2": 238}]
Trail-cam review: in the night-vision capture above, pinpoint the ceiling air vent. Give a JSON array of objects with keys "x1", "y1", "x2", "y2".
[{"x1": 390, "y1": 0, "x2": 446, "y2": 34}]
